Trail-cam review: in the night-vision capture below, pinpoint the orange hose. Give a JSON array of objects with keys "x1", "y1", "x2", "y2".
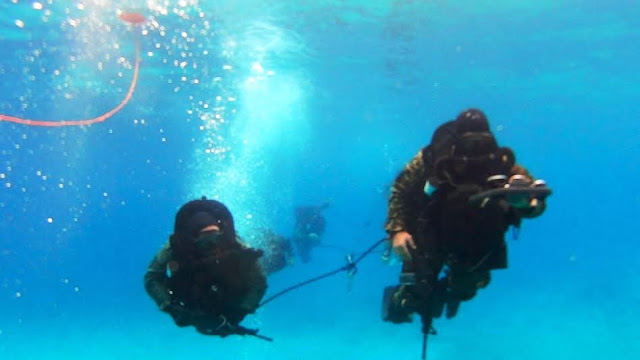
[{"x1": 0, "y1": 37, "x2": 140, "y2": 127}]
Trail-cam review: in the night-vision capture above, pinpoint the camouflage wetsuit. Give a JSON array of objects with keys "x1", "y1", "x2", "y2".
[
  {"x1": 144, "y1": 237, "x2": 267, "y2": 334},
  {"x1": 385, "y1": 149, "x2": 545, "y2": 301}
]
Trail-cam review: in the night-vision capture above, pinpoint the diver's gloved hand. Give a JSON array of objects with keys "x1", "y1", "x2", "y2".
[
  {"x1": 507, "y1": 193, "x2": 545, "y2": 217},
  {"x1": 508, "y1": 196, "x2": 541, "y2": 210},
  {"x1": 505, "y1": 175, "x2": 546, "y2": 216},
  {"x1": 164, "y1": 301, "x2": 192, "y2": 327},
  {"x1": 193, "y1": 315, "x2": 234, "y2": 337},
  {"x1": 391, "y1": 231, "x2": 417, "y2": 261},
  {"x1": 213, "y1": 316, "x2": 236, "y2": 337},
  {"x1": 205, "y1": 315, "x2": 263, "y2": 338},
  {"x1": 206, "y1": 315, "x2": 253, "y2": 337}
]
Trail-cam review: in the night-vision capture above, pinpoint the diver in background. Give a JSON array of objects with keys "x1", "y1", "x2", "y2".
[
  {"x1": 255, "y1": 228, "x2": 294, "y2": 275},
  {"x1": 249, "y1": 201, "x2": 331, "y2": 274},
  {"x1": 292, "y1": 202, "x2": 330, "y2": 263},
  {"x1": 144, "y1": 198, "x2": 267, "y2": 337}
]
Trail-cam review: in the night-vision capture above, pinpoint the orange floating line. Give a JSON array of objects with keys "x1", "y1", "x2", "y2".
[
  {"x1": 119, "y1": 11, "x2": 146, "y2": 25},
  {"x1": 0, "y1": 14, "x2": 144, "y2": 127}
]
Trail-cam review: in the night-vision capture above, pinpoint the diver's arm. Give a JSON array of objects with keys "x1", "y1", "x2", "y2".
[
  {"x1": 230, "y1": 237, "x2": 268, "y2": 313},
  {"x1": 509, "y1": 164, "x2": 546, "y2": 218},
  {"x1": 235, "y1": 235, "x2": 250, "y2": 248},
  {"x1": 240, "y1": 262, "x2": 268, "y2": 314},
  {"x1": 385, "y1": 150, "x2": 428, "y2": 261},
  {"x1": 143, "y1": 243, "x2": 173, "y2": 310},
  {"x1": 385, "y1": 150, "x2": 429, "y2": 234}
]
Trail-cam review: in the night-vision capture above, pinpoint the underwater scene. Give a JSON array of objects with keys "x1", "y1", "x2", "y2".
[{"x1": 0, "y1": 0, "x2": 638, "y2": 359}]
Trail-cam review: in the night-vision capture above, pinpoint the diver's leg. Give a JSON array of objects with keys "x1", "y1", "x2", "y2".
[
  {"x1": 294, "y1": 236, "x2": 312, "y2": 263},
  {"x1": 383, "y1": 224, "x2": 443, "y2": 323},
  {"x1": 444, "y1": 269, "x2": 491, "y2": 318}
]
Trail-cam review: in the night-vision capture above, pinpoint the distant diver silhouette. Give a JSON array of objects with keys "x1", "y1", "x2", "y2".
[{"x1": 0, "y1": 11, "x2": 145, "y2": 127}]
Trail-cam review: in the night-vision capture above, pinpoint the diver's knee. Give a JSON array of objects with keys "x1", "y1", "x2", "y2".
[{"x1": 448, "y1": 270, "x2": 491, "y2": 300}]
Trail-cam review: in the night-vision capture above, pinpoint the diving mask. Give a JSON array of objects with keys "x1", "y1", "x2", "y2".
[
  {"x1": 194, "y1": 229, "x2": 224, "y2": 250},
  {"x1": 453, "y1": 132, "x2": 498, "y2": 157}
]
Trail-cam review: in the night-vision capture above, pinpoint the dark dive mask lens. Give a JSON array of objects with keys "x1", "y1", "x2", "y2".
[
  {"x1": 194, "y1": 230, "x2": 224, "y2": 250},
  {"x1": 454, "y1": 132, "x2": 498, "y2": 157}
]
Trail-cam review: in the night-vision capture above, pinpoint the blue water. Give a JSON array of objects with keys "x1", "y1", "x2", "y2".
[{"x1": 1, "y1": 1, "x2": 638, "y2": 359}]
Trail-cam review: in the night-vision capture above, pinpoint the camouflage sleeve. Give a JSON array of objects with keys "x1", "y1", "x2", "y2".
[
  {"x1": 509, "y1": 164, "x2": 547, "y2": 218},
  {"x1": 143, "y1": 243, "x2": 173, "y2": 309},
  {"x1": 385, "y1": 150, "x2": 429, "y2": 235},
  {"x1": 240, "y1": 260, "x2": 267, "y2": 314},
  {"x1": 234, "y1": 236, "x2": 268, "y2": 314}
]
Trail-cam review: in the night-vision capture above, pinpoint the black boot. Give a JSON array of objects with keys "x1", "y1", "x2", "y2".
[
  {"x1": 445, "y1": 293, "x2": 461, "y2": 319},
  {"x1": 382, "y1": 286, "x2": 414, "y2": 324},
  {"x1": 429, "y1": 279, "x2": 448, "y2": 319}
]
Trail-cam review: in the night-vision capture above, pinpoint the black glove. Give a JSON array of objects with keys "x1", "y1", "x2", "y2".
[
  {"x1": 195, "y1": 315, "x2": 239, "y2": 337},
  {"x1": 213, "y1": 315, "x2": 236, "y2": 337},
  {"x1": 162, "y1": 301, "x2": 192, "y2": 327},
  {"x1": 194, "y1": 315, "x2": 271, "y2": 341}
]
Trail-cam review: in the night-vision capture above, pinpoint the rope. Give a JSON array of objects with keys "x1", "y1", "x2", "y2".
[
  {"x1": 258, "y1": 237, "x2": 387, "y2": 308},
  {"x1": 0, "y1": 34, "x2": 140, "y2": 126}
]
